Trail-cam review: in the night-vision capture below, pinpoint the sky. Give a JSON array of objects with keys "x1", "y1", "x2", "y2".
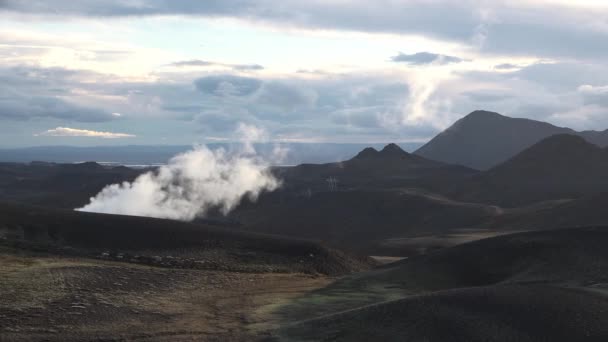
[{"x1": 1, "y1": 0, "x2": 608, "y2": 147}]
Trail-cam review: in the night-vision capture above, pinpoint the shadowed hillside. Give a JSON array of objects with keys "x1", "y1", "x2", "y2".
[
  {"x1": 277, "y1": 285, "x2": 608, "y2": 342},
  {"x1": 487, "y1": 192, "x2": 608, "y2": 230},
  {"x1": 415, "y1": 110, "x2": 608, "y2": 170},
  {"x1": 449, "y1": 134, "x2": 608, "y2": 206},
  {"x1": 272, "y1": 227, "x2": 608, "y2": 341},
  {"x1": 0, "y1": 162, "x2": 142, "y2": 209},
  {"x1": 230, "y1": 188, "x2": 500, "y2": 256},
  {"x1": 0, "y1": 202, "x2": 372, "y2": 276},
  {"x1": 276, "y1": 143, "x2": 477, "y2": 190}
]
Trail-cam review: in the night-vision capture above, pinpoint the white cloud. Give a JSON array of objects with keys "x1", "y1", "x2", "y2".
[
  {"x1": 38, "y1": 127, "x2": 135, "y2": 138},
  {"x1": 578, "y1": 84, "x2": 608, "y2": 94},
  {"x1": 2, "y1": 1, "x2": 608, "y2": 145}
]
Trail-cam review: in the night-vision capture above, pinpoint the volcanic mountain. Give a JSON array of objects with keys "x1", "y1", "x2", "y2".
[
  {"x1": 415, "y1": 110, "x2": 608, "y2": 170},
  {"x1": 277, "y1": 143, "x2": 477, "y2": 189},
  {"x1": 449, "y1": 134, "x2": 608, "y2": 206}
]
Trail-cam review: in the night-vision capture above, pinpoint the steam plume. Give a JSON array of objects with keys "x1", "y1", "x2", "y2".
[{"x1": 77, "y1": 129, "x2": 281, "y2": 221}]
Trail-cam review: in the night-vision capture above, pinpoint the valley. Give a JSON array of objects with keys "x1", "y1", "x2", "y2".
[{"x1": 3, "y1": 110, "x2": 608, "y2": 341}]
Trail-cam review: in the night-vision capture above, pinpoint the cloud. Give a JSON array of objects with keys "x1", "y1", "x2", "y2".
[
  {"x1": 479, "y1": 19, "x2": 608, "y2": 60},
  {"x1": 7, "y1": 1, "x2": 608, "y2": 60},
  {"x1": 170, "y1": 60, "x2": 215, "y2": 67},
  {"x1": 232, "y1": 64, "x2": 264, "y2": 71},
  {"x1": 6, "y1": 2, "x2": 608, "y2": 145},
  {"x1": 167, "y1": 59, "x2": 264, "y2": 71},
  {"x1": 494, "y1": 63, "x2": 519, "y2": 70},
  {"x1": 7, "y1": 57, "x2": 608, "y2": 145},
  {"x1": 515, "y1": 62, "x2": 608, "y2": 91},
  {"x1": 0, "y1": 66, "x2": 121, "y2": 122},
  {"x1": 463, "y1": 91, "x2": 514, "y2": 102},
  {"x1": 578, "y1": 85, "x2": 608, "y2": 107},
  {"x1": 170, "y1": 72, "x2": 439, "y2": 142},
  {"x1": 194, "y1": 75, "x2": 262, "y2": 97},
  {"x1": 254, "y1": 81, "x2": 318, "y2": 111},
  {"x1": 391, "y1": 52, "x2": 464, "y2": 65},
  {"x1": 38, "y1": 127, "x2": 135, "y2": 138},
  {"x1": 0, "y1": 0, "x2": 479, "y2": 43},
  {"x1": 0, "y1": 94, "x2": 116, "y2": 122}
]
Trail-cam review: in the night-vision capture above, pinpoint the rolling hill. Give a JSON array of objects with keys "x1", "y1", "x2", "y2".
[
  {"x1": 449, "y1": 134, "x2": 608, "y2": 206},
  {"x1": 229, "y1": 188, "x2": 500, "y2": 256},
  {"x1": 273, "y1": 227, "x2": 608, "y2": 341},
  {"x1": 276, "y1": 143, "x2": 477, "y2": 190},
  {"x1": 0, "y1": 161, "x2": 142, "y2": 209},
  {"x1": 487, "y1": 192, "x2": 608, "y2": 231},
  {"x1": 0, "y1": 202, "x2": 372, "y2": 276}
]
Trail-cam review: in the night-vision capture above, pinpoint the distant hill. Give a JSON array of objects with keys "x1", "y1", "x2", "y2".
[
  {"x1": 228, "y1": 144, "x2": 488, "y2": 255},
  {"x1": 0, "y1": 161, "x2": 142, "y2": 209},
  {"x1": 449, "y1": 134, "x2": 608, "y2": 206},
  {"x1": 0, "y1": 202, "x2": 372, "y2": 276},
  {"x1": 229, "y1": 188, "x2": 499, "y2": 255},
  {"x1": 277, "y1": 143, "x2": 477, "y2": 190},
  {"x1": 487, "y1": 192, "x2": 608, "y2": 230},
  {"x1": 0, "y1": 142, "x2": 424, "y2": 166},
  {"x1": 415, "y1": 110, "x2": 608, "y2": 170}
]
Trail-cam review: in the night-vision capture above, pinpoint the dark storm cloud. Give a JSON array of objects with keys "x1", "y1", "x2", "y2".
[{"x1": 391, "y1": 52, "x2": 464, "y2": 65}]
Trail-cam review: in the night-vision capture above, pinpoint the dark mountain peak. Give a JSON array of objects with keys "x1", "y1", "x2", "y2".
[
  {"x1": 463, "y1": 110, "x2": 505, "y2": 120},
  {"x1": 29, "y1": 161, "x2": 55, "y2": 167},
  {"x1": 535, "y1": 133, "x2": 589, "y2": 145},
  {"x1": 414, "y1": 110, "x2": 600, "y2": 170},
  {"x1": 460, "y1": 132, "x2": 608, "y2": 206},
  {"x1": 353, "y1": 147, "x2": 379, "y2": 159},
  {"x1": 379, "y1": 143, "x2": 409, "y2": 157},
  {"x1": 488, "y1": 133, "x2": 605, "y2": 177},
  {"x1": 518, "y1": 134, "x2": 598, "y2": 155},
  {"x1": 451, "y1": 110, "x2": 510, "y2": 129},
  {"x1": 64, "y1": 161, "x2": 105, "y2": 170}
]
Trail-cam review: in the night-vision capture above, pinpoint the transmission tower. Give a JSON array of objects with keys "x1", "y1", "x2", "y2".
[{"x1": 326, "y1": 177, "x2": 339, "y2": 191}]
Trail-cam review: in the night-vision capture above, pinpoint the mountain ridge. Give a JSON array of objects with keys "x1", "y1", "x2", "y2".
[
  {"x1": 447, "y1": 133, "x2": 608, "y2": 206},
  {"x1": 415, "y1": 110, "x2": 608, "y2": 170}
]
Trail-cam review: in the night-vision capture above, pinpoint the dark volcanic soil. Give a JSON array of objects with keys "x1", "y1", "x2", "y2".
[
  {"x1": 269, "y1": 227, "x2": 608, "y2": 341},
  {"x1": 277, "y1": 285, "x2": 608, "y2": 342},
  {"x1": 0, "y1": 248, "x2": 332, "y2": 341},
  {"x1": 0, "y1": 202, "x2": 373, "y2": 276}
]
